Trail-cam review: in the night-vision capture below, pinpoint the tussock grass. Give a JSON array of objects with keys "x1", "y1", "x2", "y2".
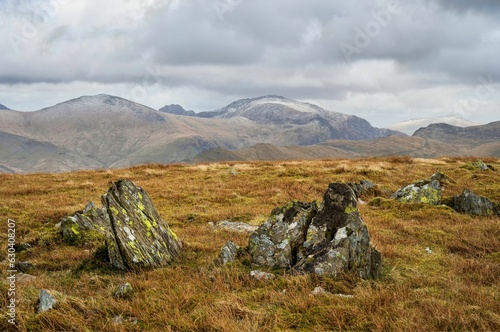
[{"x1": 0, "y1": 157, "x2": 499, "y2": 331}]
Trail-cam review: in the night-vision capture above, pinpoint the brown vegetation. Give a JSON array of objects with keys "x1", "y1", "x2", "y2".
[{"x1": 0, "y1": 157, "x2": 499, "y2": 331}]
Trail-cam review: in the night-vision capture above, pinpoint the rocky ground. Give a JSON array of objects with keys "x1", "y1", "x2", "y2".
[{"x1": 0, "y1": 157, "x2": 499, "y2": 331}]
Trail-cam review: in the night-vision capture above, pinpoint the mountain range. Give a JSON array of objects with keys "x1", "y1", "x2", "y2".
[{"x1": 0, "y1": 94, "x2": 498, "y2": 173}]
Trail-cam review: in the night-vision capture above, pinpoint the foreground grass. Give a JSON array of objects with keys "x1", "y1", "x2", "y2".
[{"x1": 0, "y1": 157, "x2": 499, "y2": 331}]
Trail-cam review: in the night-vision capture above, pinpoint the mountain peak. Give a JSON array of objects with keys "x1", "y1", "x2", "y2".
[{"x1": 159, "y1": 104, "x2": 196, "y2": 116}]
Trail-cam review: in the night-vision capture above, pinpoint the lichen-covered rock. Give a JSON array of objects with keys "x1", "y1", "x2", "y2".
[
  {"x1": 248, "y1": 201, "x2": 318, "y2": 269},
  {"x1": 247, "y1": 183, "x2": 381, "y2": 279},
  {"x1": 60, "y1": 179, "x2": 182, "y2": 271},
  {"x1": 61, "y1": 201, "x2": 111, "y2": 245},
  {"x1": 444, "y1": 189, "x2": 499, "y2": 216},
  {"x1": 462, "y1": 160, "x2": 493, "y2": 171},
  {"x1": 295, "y1": 183, "x2": 382, "y2": 279},
  {"x1": 215, "y1": 241, "x2": 240, "y2": 266},
  {"x1": 390, "y1": 172, "x2": 448, "y2": 205},
  {"x1": 102, "y1": 180, "x2": 182, "y2": 271}
]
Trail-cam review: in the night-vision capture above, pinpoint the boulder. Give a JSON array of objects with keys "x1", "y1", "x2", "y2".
[
  {"x1": 248, "y1": 201, "x2": 318, "y2": 269},
  {"x1": 462, "y1": 160, "x2": 493, "y2": 171},
  {"x1": 215, "y1": 241, "x2": 240, "y2": 266},
  {"x1": 247, "y1": 183, "x2": 382, "y2": 279},
  {"x1": 444, "y1": 189, "x2": 499, "y2": 216},
  {"x1": 295, "y1": 183, "x2": 382, "y2": 279},
  {"x1": 390, "y1": 172, "x2": 448, "y2": 205},
  {"x1": 102, "y1": 180, "x2": 182, "y2": 271},
  {"x1": 60, "y1": 179, "x2": 182, "y2": 271}
]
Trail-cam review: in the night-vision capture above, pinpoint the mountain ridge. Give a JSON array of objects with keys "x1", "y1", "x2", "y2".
[{"x1": 1, "y1": 94, "x2": 497, "y2": 174}]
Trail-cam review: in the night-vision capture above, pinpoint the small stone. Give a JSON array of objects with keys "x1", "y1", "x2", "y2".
[
  {"x1": 113, "y1": 282, "x2": 133, "y2": 299},
  {"x1": 250, "y1": 270, "x2": 276, "y2": 281},
  {"x1": 113, "y1": 315, "x2": 124, "y2": 324},
  {"x1": 17, "y1": 273, "x2": 36, "y2": 284},
  {"x1": 37, "y1": 289, "x2": 57, "y2": 313},
  {"x1": 335, "y1": 293, "x2": 354, "y2": 299},
  {"x1": 15, "y1": 242, "x2": 32, "y2": 252},
  {"x1": 16, "y1": 261, "x2": 34, "y2": 273},
  {"x1": 425, "y1": 247, "x2": 433, "y2": 254},
  {"x1": 309, "y1": 286, "x2": 331, "y2": 297},
  {"x1": 215, "y1": 241, "x2": 240, "y2": 266},
  {"x1": 215, "y1": 220, "x2": 258, "y2": 233}
]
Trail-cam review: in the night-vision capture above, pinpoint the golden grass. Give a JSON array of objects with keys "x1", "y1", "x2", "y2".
[{"x1": 0, "y1": 157, "x2": 499, "y2": 331}]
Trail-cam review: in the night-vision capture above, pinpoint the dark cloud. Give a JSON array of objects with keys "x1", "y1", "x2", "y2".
[{"x1": 0, "y1": 0, "x2": 498, "y2": 125}]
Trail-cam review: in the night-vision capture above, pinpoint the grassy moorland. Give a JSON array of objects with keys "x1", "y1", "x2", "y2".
[{"x1": 0, "y1": 157, "x2": 499, "y2": 331}]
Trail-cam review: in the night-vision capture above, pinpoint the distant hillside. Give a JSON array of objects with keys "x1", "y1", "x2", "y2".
[
  {"x1": 413, "y1": 121, "x2": 500, "y2": 142},
  {"x1": 0, "y1": 103, "x2": 10, "y2": 110},
  {"x1": 194, "y1": 136, "x2": 467, "y2": 162},
  {"x1": 388, "y1": 116, "x2": 478, "y2": 135},
  {"x1": 0, "y1": 94, "x2": 401, "y2": 173}
]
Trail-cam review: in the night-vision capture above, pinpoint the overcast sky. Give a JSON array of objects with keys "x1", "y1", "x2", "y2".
[{"x1": 0, "y1": 0, "x2": 499, "y2": 127}]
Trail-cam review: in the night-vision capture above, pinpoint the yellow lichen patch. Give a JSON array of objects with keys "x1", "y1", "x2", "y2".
[{"x1": 344, "y1": 203, "x2": 358, "y2": 214}]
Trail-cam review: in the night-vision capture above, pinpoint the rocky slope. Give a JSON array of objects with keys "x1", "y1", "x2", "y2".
[{"x1": 194, "y1": 95, "x2": 400, "y2": 144}]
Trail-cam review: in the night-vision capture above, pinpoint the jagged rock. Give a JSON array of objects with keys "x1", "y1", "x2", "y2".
[
  {"x1": 37, "y1": 289, "x2": 57, "y2": 313},
  {"x1": 295, "y1": 183, "x2": 382, "y2": 279},
  {"x1": 248, "y1": 201, "x2": 318, "y2": 269},
  {"x1": 215, "y1": 241, "x2": 240, "y2": 266},
  {"x1": 213, "y1": 220, "x2": 258, "y2": 233},
  {"x1": 247, "y1": 183, "x2": 381, "y2": 279},
  {"x1": 444, "y1": 189, "x2": 499, "y2": 216},
  {"x1": 102, "y1": 180, "x2": 182, "y2": 271},
  {"x1": 113, "y1": 282, "x2": 133, "y2": 299},
  {"x1": 249, "y1": 270, "x2": 276, "y2": 280},
  {"x1": 347, "y1": 179, "x2": 376, "y2": 198},
  {"x1": 60, "y1": 179, "x2": 182, "y2": 271},
  {"x1": 390, "y1": 172, "x2": 447, "y2": 205}
]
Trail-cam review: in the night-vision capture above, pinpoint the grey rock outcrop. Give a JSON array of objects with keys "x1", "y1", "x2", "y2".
[
  {"x1": 295, "y1": 183, "x2": 382, "y2": 279},
  {"x1": 60, "y1": 179, "x2": 182, "y2": 271},
  {"x1": 248, "y1": 201, "x2": 318, "y2": 269},
  {"x1": 247, "y1": 183, "x2": 382, "y2": 279},
  {"x1": 37, "y1": 289, "x2": 57, "y2": 313},
  {"x1": 444, "y1": 190, "x2": 499, "y2": 216}
]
